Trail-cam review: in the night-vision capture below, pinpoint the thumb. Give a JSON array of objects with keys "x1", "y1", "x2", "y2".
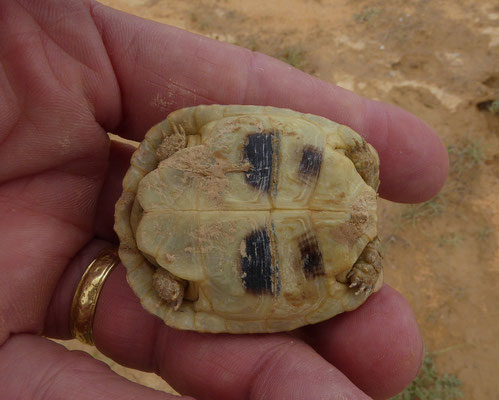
[{"x1": 0, "y1": 334, "x2": 195, "y2": 400}]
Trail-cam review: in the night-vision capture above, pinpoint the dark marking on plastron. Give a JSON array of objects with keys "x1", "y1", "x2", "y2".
[
  {"x1": 244, "y1": 132, "x2": 274, "y2": 192},
  {"x1": 241, "y1": 228, "x2": 279, "y2": 295},
  {"x1": 269, "y1": 222, "x2": 280, "y2": 295},
  {"x1": 298, "y1": 145, "x2": 323, "y2": 181},
  {"x1": 299, "y1": 233, "x2": 325, "y2": 279},
  {"x1": 271, "y1": 133, "x2": 281, "y2": 199}
]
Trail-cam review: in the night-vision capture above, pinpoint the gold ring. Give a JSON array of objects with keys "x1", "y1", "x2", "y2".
[{"x1": 70, "y1": 247, "x2": 120, "y2": 345}]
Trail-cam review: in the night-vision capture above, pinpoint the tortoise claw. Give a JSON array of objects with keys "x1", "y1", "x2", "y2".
[{"x1": 347, "y1": 238, "x2": 382, "y2": 296}]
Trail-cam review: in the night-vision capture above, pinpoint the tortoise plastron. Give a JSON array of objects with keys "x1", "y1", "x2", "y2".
[{"x1": 115, "y1": 105, "x2": 382, "y2": 333}]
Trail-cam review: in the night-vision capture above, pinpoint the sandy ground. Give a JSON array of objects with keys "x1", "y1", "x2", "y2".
[{"x1": 64, "y1": 0, "x2": 499, "y2": 398}]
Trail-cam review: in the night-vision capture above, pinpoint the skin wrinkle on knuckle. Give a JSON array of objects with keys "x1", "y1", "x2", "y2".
[
  {"x1": 0, "y1": 55, "x2": 22, "y2": 124},
  {"x1": 18, "y1": 338, "x2": 99, "y2": 400},
  {"x1": 35, "y1": 355, "x2": 86, "y2": 400},
  {"x1": 0, "y1": 336, "x2": 29, "y2": 397},
  {"x1": 239, "y1": 47, "x2": 260, "y2": 105},
  {"x1": 147, "y1": 317, "x2": 167, "y2": 376},
  {"x1": 0, "y1": 77, "x2": 23, "y2": 155},
  {"x1": 246, "y1": 340, "x2": 304, "y2": 400},
  {"x1": 82, "y1": 2, "x2": 123, "y2": 131},
  {"x1": 366, "y1": 100, "x2": 390, "y2": 155}
]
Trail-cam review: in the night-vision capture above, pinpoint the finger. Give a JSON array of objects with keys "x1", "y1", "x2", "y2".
[
  {"x1": 93, "y1": 271, "x2": 371, "y2": 400},
  {"x1": 304, "y1": 285, "x2": 424, "y2": 400},
  {"x1": 45, "y1": 241, "x2": 419, "y2": 399},
  {"x1": 90, "y1": 1, "x2": 447, "y2": 203},
  {"x1": 0, "y1": 334, "x2": 193, "y2": 400}
]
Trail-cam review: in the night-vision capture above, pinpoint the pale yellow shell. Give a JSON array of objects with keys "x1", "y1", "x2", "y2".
[{"x1": 114, "y1": 105, "x2": 382, "y2": 333}]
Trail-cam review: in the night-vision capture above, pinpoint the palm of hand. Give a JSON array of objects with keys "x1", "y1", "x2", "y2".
[
  {"x1": 0, "y1": 0, "x2": 118, "y2": 339},
  {"x1": 0, "y1": 1, "x2": 448, "y2": 399}
]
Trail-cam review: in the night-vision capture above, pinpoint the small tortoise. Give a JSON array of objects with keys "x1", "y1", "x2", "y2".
[{"x1": 114, "y1": 105, "x2": 383, "y2": 333}]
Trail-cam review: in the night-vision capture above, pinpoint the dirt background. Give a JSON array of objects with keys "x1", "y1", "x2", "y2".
[{"x1": 64, "y1": 0, "x2": 498, "y2": 398}]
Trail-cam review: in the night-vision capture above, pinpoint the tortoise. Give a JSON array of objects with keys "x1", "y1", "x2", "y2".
[{"x1": 114, "y1": 105, "x2": 383, "y2": 333}]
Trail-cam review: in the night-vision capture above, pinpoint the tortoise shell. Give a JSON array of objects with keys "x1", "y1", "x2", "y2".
[{"x1": 114, "y1": 105, "x2": 382, "y2": 333}]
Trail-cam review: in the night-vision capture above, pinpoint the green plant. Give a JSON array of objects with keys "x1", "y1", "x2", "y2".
[
  {"x1": 488, "y1": 100, "x2": 499, "y2": 114},
  {"x1": 279, "y1": 46, "x2": 306, "y2": 70},
  {"x1": 447, "y1": 140, "x2": 486, "y2": 176},
  {"x1": 242, "y1": 36, "x2": 259, "y2": 52},
  {"x1": 391, "y1": 354, "x2": 463, "y2": 400},
  {"x1": 478, "y1": 226, "x2": 492, "y2": 241},
  {"x1": 354, "y1": 7, "x2": 381, "y2": 22},
  {"x1": 438, "y1": 232, "x2": 464, "y2": 247},
  {"x1": 401, "y1": 196, "x2": 444, "y2": 225}
]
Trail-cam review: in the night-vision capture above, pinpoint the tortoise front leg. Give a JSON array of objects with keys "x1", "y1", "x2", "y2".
[{"x1": 347, "y1": 237, "x2": 382, "y2": 296}]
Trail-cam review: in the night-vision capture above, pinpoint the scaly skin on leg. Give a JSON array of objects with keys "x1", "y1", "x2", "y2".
[
  {"x1": 347, "y1": 237, "x2": 382, "y2": 296},
  {"x1": 345, "y1": 140, "x2": 380, "y2": 191}
]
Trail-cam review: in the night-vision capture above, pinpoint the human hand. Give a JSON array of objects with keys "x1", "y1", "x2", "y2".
[{"x1": 0, "y1": 1, "x2": 448, "y2": 399}]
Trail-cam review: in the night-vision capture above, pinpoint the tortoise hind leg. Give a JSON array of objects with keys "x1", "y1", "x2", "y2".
[
  {"x1": 347, "y1": 237, "x2": 383, "y2": 296},
  {"x1": 345, "y1": 140, "x2": 380, "y2": 191},
  {"x1": 152, "y1": 268, "x2": 187, "y2": 310}
]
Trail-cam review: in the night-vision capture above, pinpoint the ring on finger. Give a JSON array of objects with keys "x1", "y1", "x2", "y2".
[{"x1": 70, "y1": 247, "x2": 120, "y2": 345}]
